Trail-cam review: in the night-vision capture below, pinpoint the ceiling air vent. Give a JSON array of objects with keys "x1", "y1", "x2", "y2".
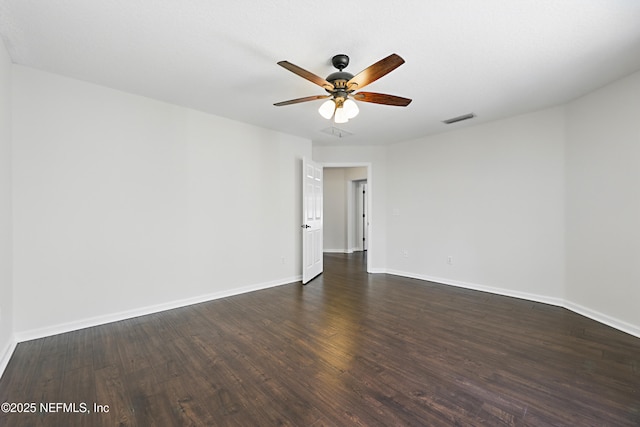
[
  {"x1": 321, "y1": 126, "x2": 353, "y2": 138},
  {"x1": 442, "y1": 113, "x2": 476, "y2": 124}
]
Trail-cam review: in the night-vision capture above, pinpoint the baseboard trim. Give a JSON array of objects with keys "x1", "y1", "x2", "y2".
[
  {"x1": 385, "y1": 269, "x2": 564, "y2": 307},
  {"x1": 564, "y1": 300, "x2": 640, "y2": 339},
  {"x1": 324, "y1": 249, "x2": 351, "y2": 254},
  {"x1": 383, "y1": 269, "x2": 639, "y2": 339},
  {"x1": 14, "y1": 275, "x2": 302, "y2": 343},
  {"x1": 0, "y1": 336, "x2": 17, "y2": 380}
]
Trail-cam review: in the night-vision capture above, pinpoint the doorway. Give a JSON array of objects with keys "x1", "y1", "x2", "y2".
[{"x1": 321, "y1": 164, "x2": 372, "y2": 272}]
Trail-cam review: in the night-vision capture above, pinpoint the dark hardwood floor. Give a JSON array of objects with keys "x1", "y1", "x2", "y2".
[{"x1": 1, "y1": 253, "x2": 639, "y2": 426}]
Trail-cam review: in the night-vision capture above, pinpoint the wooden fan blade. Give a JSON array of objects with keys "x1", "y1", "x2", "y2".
[
  {"x1": 277, "y1": 61, "x2": 334, "y2": 90},
  {"x1": 274, "y1": 95, "x2": 331, "y2": 106},
  {"x1": 347, "y1": 54, "x2": 405, "y2": 90},
  {"x1": 353, "y1": 92, "x2": 412, "y2": 106}
]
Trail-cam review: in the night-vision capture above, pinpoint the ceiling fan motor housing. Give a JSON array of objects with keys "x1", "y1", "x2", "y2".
[
  {"x1": 327, "y1": 54, "x2": 354, "y2": 94},
  {"x1": 326, "y1": 71, "x2": 353, "y2": 86}
]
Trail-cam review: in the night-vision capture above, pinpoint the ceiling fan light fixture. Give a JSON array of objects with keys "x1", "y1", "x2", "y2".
[
  {"x1": 318, "y1": 99, "x2": 335, "y2": 119},
  {"x1": 343, "y1": 99, "x2": 359, "y2": 119},
  {"x1": 334, "y1": 106, "x2": 349, "y2": 123}
]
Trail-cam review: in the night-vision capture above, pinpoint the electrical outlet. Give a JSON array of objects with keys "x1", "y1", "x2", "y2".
[
  {"x1": 281, "y1": 257, "x2": 285, "y2": 265},
  {"x1": 447, "y1": 256, "x2": 453, "y2": 265}
]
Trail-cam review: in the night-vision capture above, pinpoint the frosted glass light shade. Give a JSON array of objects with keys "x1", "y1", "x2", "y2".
[
  {"x1": 334, "y1": 106, "x2": 348, "y2": 123},
  {"x1": 343, "y1": 99, "x2": 359, "y2": 119},
  {"x1": 318, "y1": 100, "x2": 335, "y2": 119}
]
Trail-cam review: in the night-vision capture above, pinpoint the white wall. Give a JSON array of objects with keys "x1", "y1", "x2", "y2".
[
  {"x1": 385, "y1": 108, "x2": 566, "y2": 303},
  {"x1": 12, "y1": 66, "x2": 311, "y2": 337},
  {"x1": 323, "y1": 168, "x2": 347, "y2": 252},
  {"x1": 313, "y1": 146, "x2": 387, "y2": 272},
  {"x1": 565, "y1": 70, "x2": 640, "y2": 334},
  {"x1": 0, "y1": 39, "x2": 14, "y2": 372},
  {"x1": 185, "y1": 110, "x2": 308, "y2": 291}
]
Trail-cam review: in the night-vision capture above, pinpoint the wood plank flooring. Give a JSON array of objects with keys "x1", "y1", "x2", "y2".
[{"x1": 1, "y1": 253, "x2": 639, "y2": 426}]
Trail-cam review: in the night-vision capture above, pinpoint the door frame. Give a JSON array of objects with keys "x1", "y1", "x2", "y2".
[
  {"x1": 353, "y1": 180, "x2": 367, "y2": 252},
  {"x1": 321, "y1": 162, "x2": 373, "y2": 274}
]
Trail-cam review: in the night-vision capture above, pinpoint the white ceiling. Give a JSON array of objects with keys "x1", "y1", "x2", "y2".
[{"x1": 1, "y1": 1, "x2": 640, "y2": 146}]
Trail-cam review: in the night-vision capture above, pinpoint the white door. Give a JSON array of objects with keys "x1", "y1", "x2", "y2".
[{"x1": 302, "y1": 158, "x2": 323, "y2": 284}]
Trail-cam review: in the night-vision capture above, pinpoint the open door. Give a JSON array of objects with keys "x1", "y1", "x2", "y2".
[{"x1": 302, "y1": 158, "x2": 323, "y2": 284}]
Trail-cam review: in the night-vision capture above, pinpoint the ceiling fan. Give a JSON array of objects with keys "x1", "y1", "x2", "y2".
[{"x1": 274, "y1": 53, "x2": 412, "y2": 124}]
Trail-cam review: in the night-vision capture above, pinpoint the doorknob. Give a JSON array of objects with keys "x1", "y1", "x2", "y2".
[{"x1": 301, "y1": 224, "x2": 311, "y2": 228}]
